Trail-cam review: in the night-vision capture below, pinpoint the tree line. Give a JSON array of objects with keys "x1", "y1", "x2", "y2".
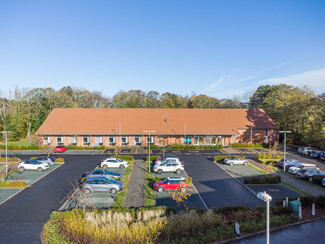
[{"x1": 0, "y1": 84, "x2": 324, "y2": 148}]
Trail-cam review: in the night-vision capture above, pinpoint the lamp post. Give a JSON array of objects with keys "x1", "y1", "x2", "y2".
[
  {"x1": 279, "y1": 131, "x2": 292, "y2": 172},
  {"x1": 144, "y1": 130, "x2": 156, "y2": 172},
  {"x1": 257, "y1": 191, "x2": 272, "y2": 244},
  {"x1": 1, "y1": 131, "x2": 13, "y2": 175}
]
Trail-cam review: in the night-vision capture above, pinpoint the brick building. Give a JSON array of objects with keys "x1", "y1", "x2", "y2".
[{"x1": 35, "y1": 108, "x2": 279, "y2": 147}]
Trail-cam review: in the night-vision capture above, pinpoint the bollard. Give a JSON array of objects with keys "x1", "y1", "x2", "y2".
[
  {"x1": 312, "y1": 203, "x2": 315, "y2": 216},
  {"x1": 283, "y1": 200, "x2": 286, "y2": 207},
  {"x1": 299, "y1": 206, "x2": 302, "y2": 219},
  {"x1": 286, "y1": 197, "x2": 289, "y2": 207}
]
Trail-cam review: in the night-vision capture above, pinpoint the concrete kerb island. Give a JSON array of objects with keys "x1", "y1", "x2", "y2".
[{"x1": 0, "y1": 162, "x2": 65, "y2": 205}]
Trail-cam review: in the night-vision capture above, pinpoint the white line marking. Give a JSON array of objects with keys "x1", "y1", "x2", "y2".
[
  {"x1": 184, "y1": 171, "x2": 209, "y2": 211},
  {"x1": 0, "y1": 164, "x2": 64, "y2": 206},
  {"x1": 213, "y1": 161, "x2": 257, "y2": 196}
]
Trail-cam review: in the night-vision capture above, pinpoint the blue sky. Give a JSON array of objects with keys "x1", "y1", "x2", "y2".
[{"x1": 1, "y1": 0, "x2": 325, "y2": 99}]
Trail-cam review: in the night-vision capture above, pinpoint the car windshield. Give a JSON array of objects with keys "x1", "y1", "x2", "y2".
[
  {"x1": 116, "y1": 159, "x2": 123, "y2": 162},
  {"x1": 300, "y1": 169, "x2": 307, "y2": 173},
  {"x1": 105, "y1": 178, "x2": 115, "y2": 184},
  {"x1": 34, "y1": 161, "x2": 42, "y2": 164},
  {"x1": 104, "y1": 170, "x2": 112, "y2": 174},
  {"x1": 163, "y1": 179, "x2": 169, "y2": 184}
]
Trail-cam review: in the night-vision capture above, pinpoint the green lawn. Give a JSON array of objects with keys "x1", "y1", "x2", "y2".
[
  {"x1": 144, "y1": 161, "x2": 156, "y2": 207},
  {"x1": 1, "y1": 139, "x2": 30, "y2": 146},
  {"x1": 112, "y1": 164, "x2": 134, "y2": 208}
]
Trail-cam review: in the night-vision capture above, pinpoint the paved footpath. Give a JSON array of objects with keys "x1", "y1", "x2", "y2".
[
  {"x1": 124, "y1": 160, "x2": 145, "y2": 208},
  {"x1": 248, "y1": 159, "x2": 325, "y2": 196}
]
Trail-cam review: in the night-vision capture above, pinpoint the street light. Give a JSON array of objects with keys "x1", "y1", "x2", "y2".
[
  {"x1": 1, "y1": 131, "x2": 13, "y2": 175},
  {"x1": 144, "y1": 130, "x2": 156, "y2": 172},
  {"x1": 279, "y1": 131, "x2": 292, "y2": 172},
  {"x1": 257, "y1": 191, "x2": 272, "y2": 244}
]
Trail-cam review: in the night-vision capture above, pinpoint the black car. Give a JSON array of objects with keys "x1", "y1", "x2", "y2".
[{"x1": 320, "y1": 152, "x2": 325, "y2": 161}]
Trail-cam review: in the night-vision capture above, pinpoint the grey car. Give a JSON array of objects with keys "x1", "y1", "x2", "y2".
[
  {"x1": 296, "y1": 169, "x2": 325, "y2": 182},
  {"x1": 35, "y1": 157, "x2": 56, "y2": 166},
  {"x1": 80, "y1": 176, "x2": 123, "y2": 194}
]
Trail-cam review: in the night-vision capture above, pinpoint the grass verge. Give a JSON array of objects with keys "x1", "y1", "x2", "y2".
[
  {"x1": 281, "y1": 181, "x2": 312, "y2": 197},
  {"x1": 112, "y1": 164, "x2": 134, "y2": 208},
  {"x1": 247, "y1": 163, "x2": 268, "y2": 174},
  {"x1": 145, "y1": 161, "x2": 156, "y2": 207}
]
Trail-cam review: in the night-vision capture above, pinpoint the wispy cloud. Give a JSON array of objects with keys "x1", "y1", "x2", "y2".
[{"x1": 258, "y1": 67, "x2": 325, "y2": 93}]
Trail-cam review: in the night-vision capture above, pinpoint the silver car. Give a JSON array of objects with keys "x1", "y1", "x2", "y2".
[
  {"x1": 80, "y1": 176, "x2": 123, "y2": 194},
  {"x1": 35, "y1": 157, "x2": 56, "y2": 166},
  {"x1": 298, "y1": 147, "x2": 316, "y2": 156},
  {"x1": 224, "y1": 157, "x2": 248, "y2": 166}
]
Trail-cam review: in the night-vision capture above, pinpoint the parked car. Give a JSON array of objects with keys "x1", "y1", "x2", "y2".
[
  {"x1": 80, "y1": 176, "x2": 123, "y2": 194},
  {"x1": 35, "y1": 157, "x2": 56, "y2": 166},
  {"x1": 99, "y1": 158, "x2": 129, "y2": 169},
  {"x1": 288, "y1": 163, "x2": 318, "y2": 175},
  {"x1": 320, "y1": 152, "x2": 325, "y2": 161},
  {"x1": 154, "y1": 177, "x2": 188, "y2": 192},
  {"x1": 81, "y1": 169, "x2": 121, "y2": 181},
  {"x1": 155, "y1": 155, "x2": 177, "y2": 162},
  {"x1": 298, "y1": 147, "x2": 316, "y2": 156},
  {"x1": 277, "y1": 158, "x2": 302, "y2": 168},
  {"x1": 153, "y1": 161, "x2": 184, "y2": 174},
  {"x1": 296, "y1": 169, "x2": 325, "y2": 182},
  {"x1": 54, "y1": 145, "x2": 67, "y2": 153},
  {"x1": 224, "y1": 157, "x2": 248, "y2": 166},
  {"x1": 18, "y1": 160, "x2": 50, "y2": 172},
  {"x1": 309, "y1": 150, "x2": 324, "y2": 159},
  {"x1": 154, "y1": 157, "x2": 181, "y2": 166},
  {"x1": 322, "y1": 178, "x2": 325, "y2": 187}
]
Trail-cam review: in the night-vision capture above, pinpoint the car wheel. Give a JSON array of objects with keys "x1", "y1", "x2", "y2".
[
  {"x1": 229, "y1": 162, "x2": 234, "y2": 166},
  {"x1": 243, "y1": 161, "x2": 248, "y2": 166},
  {"x1": 119, "y1": 164, "x2": 125, "y2": 169},
  {"x1": 37, "y1": 167, "x2": 43, "y2": 172},
  {"x1": 157, "y1": 187, "x2": 164, "y2": 192},
  {"x1": 102, "y1": 164, "x2": 108, "y2": 169},
  {"x1": 176, "y1": 169, "x2": 181, "y2": 174},
  {"x1": 308, "y1": 177, "x2": 313, "y2": 182},
  {"x1": 19, "y1": 167, "x2": 25, "y2": 172},
  {"x1": 110, "y1": 188, "x2": 117, "y2": 194},
  {"x1": 180, "y1": 187, "x2": 186, "y2": 193},
  {"x1": 157, "y1": 169, "x2": 163, "y2": 174},
  {"x1": 84, "y1": 188, "x2": 91, "y2": 195}
]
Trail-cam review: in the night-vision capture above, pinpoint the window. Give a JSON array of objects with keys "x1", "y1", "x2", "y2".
[
  {"x1": 43, "y1": 136, "x2": 50, "y2": 145},
  {"x1": 57, "y1": 136, "x2": 64, "y2": 146},
  {"x1": 147, "y1": 136, "x2": 154, "y2": 145},
  {"x1": 83, "y1": 136, "x2": 90, "y2": 146},
  {"x1": 233, "y1": 135, "x2": 236, "y2": 143},
  {"x1": 134, "y1": 136, "x2": 141, "y2": 146},
  {"x1": 184, "y1": 136, "x2": 192, "y2": 145},
  {"x1": 69, "y1": 136, "x2": 77, "y2": 145},
  {"x1": 122, "y1": 136, "x2": 128, "y2": 146},
  {"x1": 194, "y1": 136, "x2": 204, "y2": 145},
  {"x1": 217, "y1": 136, "x2": 222, "y2": 145},
  {"x1": 206, "y1": 136, "x2": 216, "y2": 145},
  {"x1": 95, "y1": 136, "x2": 103, "y2": 146},
  {"x1": 265, "y1": 129, "x2": 269, "y2": 144},
  {"x1": 109, "y1": 136, "x2": 116, "y2": 146}
]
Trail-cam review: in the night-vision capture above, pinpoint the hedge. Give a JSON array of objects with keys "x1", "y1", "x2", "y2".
[
  {"x1": 146, "y1": 155, "x2": 161, "y2": 162},
  {"x1": 0, "y1": 144, "x2": 41, "y2": 150},
  {"x1": 111, "y1": 155, "x2": 134, "y2": 163},
  {"x1": 67, "y1": 145, "x2": 106, "y2": 150},
  {"x1": 276, "y1": 195, "x2": 325, "y2": 208},
  {"x1": 214, "y1": 155, "x2": 245, "y2": 161},
  {"x1": 0, "y1": 181, "x2": 27, "y2": 188},
  {"x1": 146, "y1": 144, "x2": 223, "y2": 150},
  {"x1": 256, "y1": 154, "x2": 283, "y2": 160},
  {"x1": 244, "y1": 175, "x2": 281, "y2": 184},
  {"x1": 0, "y1": 157, "x2": 21, "y2": 162},
  {"x1": 229, "y1": 143, "x2": 269, "y2": 148},
  {"x1": 311, "y1": 176, "x2": 324, "y2": 185}
]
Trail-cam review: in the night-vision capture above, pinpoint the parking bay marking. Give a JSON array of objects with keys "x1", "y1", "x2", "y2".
[{"x1": 184, "y1": 171, "x2": 209, "y2": 211}]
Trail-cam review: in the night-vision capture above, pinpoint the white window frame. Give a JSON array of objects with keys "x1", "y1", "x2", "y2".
[
  {"x1": 95, "y1": 136, "x2": 103, "y2": 146},
  {"x1": 206, "y1": 136, "x2": 216, "y2": 145},
  {"x1": 43, "y1": 136, "x2": 50, "y2": 146},
  {"x1": 57, "y1": 136, "x2": 64, "y2": 146},
  {"x1": 83, "y1": 136, "x2": 90, "y2": 146},
  {"x1": 194, "y1": 136, "x2": 204, "y2": 145},
  {"x1": 109, "y1": 136, "x2": 116, "y2": 146},
  {"x1": 69, "y1": 136, "x2": 77, "y2": 145},
  {"x1": 121, "y1": 136, "x2": 128, "y2": 146},
  {"x1": 233, "y1": 135, "x2": 236, "y2": 143},
  {"x1": 147, "y1": 136, "x2": 154, "y2": 145},
  {"x1": 217, "y1": 136, "x2": 223, "y2": 145},
  {"x1": 134, "y1": 136, "x2": 141, "y2": 146}
]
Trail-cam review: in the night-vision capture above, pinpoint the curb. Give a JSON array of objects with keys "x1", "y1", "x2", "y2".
[{"x1": 217, "y1": 216, "x2": 325, "y2": 243}]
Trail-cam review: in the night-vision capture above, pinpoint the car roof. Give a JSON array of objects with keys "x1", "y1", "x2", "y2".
[{"x1": 84, "y1": 176, "x2": 112, "y2": 180}]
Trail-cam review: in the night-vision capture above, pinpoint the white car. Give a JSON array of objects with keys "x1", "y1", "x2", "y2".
[
  {"x1": 18, "y1": 160, "x2": 50, "y2": 172},
  {"x1": 224, "y1": 157, "x2": 248, "y2": 166},
  {"x1": 35, "y1": 157, "x2": 56, "y2": 166},
  {"x1": 288, "y1": 163, "x2": 318, "y2": 175},
  {"x1": 154, "y1": 157, "x2": 181, "y2": 166},
  {"x1": 153, "y1": 161, "x2": 184, "y2": 174},
  {"x1": 100, "y1": 158, "x2": 129, "y2": 169}
]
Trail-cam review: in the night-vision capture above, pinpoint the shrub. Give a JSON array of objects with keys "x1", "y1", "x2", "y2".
[
  {"x1": 214, "y1": 155, "x2": 245, "y2": 161},
  {"x1": 185, "y1": 177, "x2": 192, "y2": 184},
  {"x1": 244, "y1": 175, "x2": 281, "y2": 184},
  {"x1": 312, "y1": 176, "x2": 324, "y2": 185},
  {"x1": 111, "y1": 155, "x2": 134, "y2": 163},
  {"x1": 0, "y1": 181, "x2": 27, "y2": 187},
  {"x1": 257, "y1": 154, "x2": 283, "y2": 161},
  {"x1": 0, "y1": 144, "x2": 41, "y2": 150},
  {"x1": 30, "y1": 157, "x2": 38, "y2": 160},
  {"x1": 146, "y1": 155, "x2": 161, "y2": 162},
  {"x1": 56, "y1": 158, "x2": 64, "y2": 163},
  {"x1": 166, "y1": 144, "x2": 223, "y2": 150},
  {"x1": 229, "y1": 143, "x2": 268, "y2": 148},
  {"x1": 0, "y1": 157, "x2": 21, "y2": 162},
  {"x1": 276, "y1": 195, "x2": 325, "y2": 208},
  {"x1": 152, "y1": 176, "x2": 162, "y2": 182}
]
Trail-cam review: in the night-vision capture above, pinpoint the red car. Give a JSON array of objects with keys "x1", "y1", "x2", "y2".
[
  {"x1": 154, "y1": 177, "x2": 188, "y2": 192},
  {"x1": 54, "y1": 145, "x2": 67, "y2": 153}
]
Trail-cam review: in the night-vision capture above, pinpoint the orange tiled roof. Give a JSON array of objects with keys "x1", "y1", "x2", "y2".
[{"x1": 35, "y1": 108, "x2": 279, "y2": 136}]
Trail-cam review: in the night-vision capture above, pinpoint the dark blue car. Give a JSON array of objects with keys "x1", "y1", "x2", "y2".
[
  {"x1": 82, "y1": 169, "x2": 121, "y2": 179},
  {"x1": 310, "y1": 150, "x2": 324, "y2": 159},
  {"x1": 277, "y1": 158, "x2": 302, "y2": 168}
]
